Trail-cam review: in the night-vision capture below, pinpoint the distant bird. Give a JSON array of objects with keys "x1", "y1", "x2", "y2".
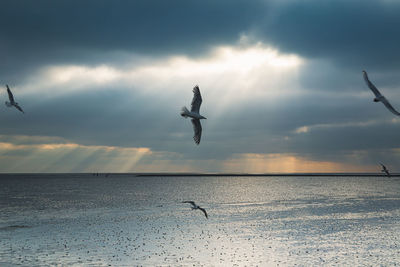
[
  {"x1": 180, "y1": 85, "x2": 206, "y2": 145},
  {"x1": 363, "y1": 70, "x2": 400, "y2": 116},
  {"x1": 5, "y1": 85, "x2": 24, "y2": 113},
  {"x1": 380, "y1": 163, "x2": 390, "y2": 177},
  {"x1": 182, "y1": 201, "x2": 208, "y2": 219}
]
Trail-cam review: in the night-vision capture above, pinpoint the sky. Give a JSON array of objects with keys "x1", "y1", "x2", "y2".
[{"x1": 1, "y1": 0, "x2": 400, "y2": 173}]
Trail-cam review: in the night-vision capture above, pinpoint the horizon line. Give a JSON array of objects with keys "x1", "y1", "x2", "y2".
[{"x1": 0, "y1": 172, "x2": 398, "y2": 177}]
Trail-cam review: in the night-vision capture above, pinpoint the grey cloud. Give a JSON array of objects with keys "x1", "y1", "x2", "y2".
[
  {"x1": 289, "y1": 123, "x2": 400, "y2": 155},
  {"x1": 2, "y1": 83, "x2": 398, "y2": 162},
  {"x1": 257, "y1": 0, "x2": 400, "y2": 70},
  {"x1": 0, "y1": 0, "x2": 267, "y2": 77},
  {"x1": 2, "y1": 0, "x2": 400, "y2": 74}
]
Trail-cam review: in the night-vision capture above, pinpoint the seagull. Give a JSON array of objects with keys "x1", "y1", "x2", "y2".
[
  {"x1": 362, "y1": 70, "x2": 400, "y2": 116},
  {"x1": 380, "y1": 163, "x2": 390, "y2": 177},
  {"x1": 5, "y1": 85, "x2": 24, "y2": 113},
  {"x1": 180, "y1": 85, "x2": 206, "y2": 145},
  {"x1": 182, "y1": 201, "x2": 208, "y2": 219}
]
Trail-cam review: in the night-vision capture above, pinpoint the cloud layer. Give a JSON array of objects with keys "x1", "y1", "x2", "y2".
[{"x1": 1, "y1": 0, "x2": 400, "y2": 172}]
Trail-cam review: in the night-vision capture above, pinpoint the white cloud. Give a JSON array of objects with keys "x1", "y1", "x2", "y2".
[
  {"x1": 294, "y1": 118, "x2": 400, "y2": 134},
  {"x1": 19, "y1": 43, "x2": 304, "y2": 106}
]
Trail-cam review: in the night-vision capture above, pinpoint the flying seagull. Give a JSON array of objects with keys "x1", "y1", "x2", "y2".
[
  {"x1": 380, "y1": 163, "x2": 390, "y2": 177},
  {"x1": 180, "y1": 85, "x2": 206, "y2": 145},
  {"x1": 5, "y1": 85, "x2": 24, "y2": 113},
  {"x1": 363, "y1": 71, "x2": 400, "y2": 116},
  {"x1": 182, "y1": 201, "x2": 208, "y2": 219}
]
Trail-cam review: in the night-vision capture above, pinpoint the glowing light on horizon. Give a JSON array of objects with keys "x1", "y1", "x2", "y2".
[
  {"x1": 0, "y1": 139, "x2": 387, "y2": 173},
  {"x1": 0, "y1": 141, "x2": 151, "y2": 173},
  {"x1": 222, "y1": 153, "x2": 378, "y2": 173}
]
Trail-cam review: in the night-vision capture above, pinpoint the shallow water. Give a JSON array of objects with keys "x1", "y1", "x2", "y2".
[{"x1": 0, "y1": 174, "x2": 399, "y2": 266}]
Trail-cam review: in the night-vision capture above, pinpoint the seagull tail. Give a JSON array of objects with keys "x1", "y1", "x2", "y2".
[
  {"x1": 180, "y1": 106, "x2": 189, "y2": 118},
  {"x1": 5, "y1": 101, "x2": 12, "y2": 107}
]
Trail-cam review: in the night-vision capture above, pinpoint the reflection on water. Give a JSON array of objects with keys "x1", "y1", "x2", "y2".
[{"x1": 0, "y1": 174, "x2": 399, "y2": 266}]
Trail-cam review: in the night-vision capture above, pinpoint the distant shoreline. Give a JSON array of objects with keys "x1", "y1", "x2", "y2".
[
  {"x1": 134, "y1": 173, "x2": 400, "y2": 177},
  {"x1": 135, "y1": 173, "x2": 400, "y2": 177},
  {"x1": 0, "y1": 173, "x2": 399, "y2": 177}
]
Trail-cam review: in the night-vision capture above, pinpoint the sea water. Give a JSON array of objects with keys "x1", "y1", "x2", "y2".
[{"x1": 0, "y1": 174, "x2": 399, "y2": 266}]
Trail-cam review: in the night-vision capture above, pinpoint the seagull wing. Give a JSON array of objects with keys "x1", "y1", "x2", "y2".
[
  {"x1": 14, "y1": 104, "x2": 24, "y2": 113},
  {"x1": 6, "y1": 85, "x2": 14, "y2": 102},
  {"x1": 381, "y1": 97, "x2": 400, "y2": 116},
  {"x1": 198, "y1": 207, "x2": 208, "y2": 219},
  {"x1": 363, "y1": 72, "x2": 400, "y2": 116},
  {"x1": 191, "y1": 119, "x2": 202, "y2": 145},
  {"x1": 363, "y1": 71, "x2": 382, "y2": 98},
  {"x1": 190, "y1": 85, "x2": 202, "y2": 113},
  {"x1": 182, "y1": 201, "x2": 196, "y2": 207}
]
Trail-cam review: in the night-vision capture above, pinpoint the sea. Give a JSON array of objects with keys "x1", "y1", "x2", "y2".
[{"x1": 0, "y1": 174, "x2": 399, "y2": 266}]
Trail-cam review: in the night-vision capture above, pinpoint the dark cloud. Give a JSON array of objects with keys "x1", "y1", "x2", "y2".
[
  {"x1": 0, "y1": 0, "x2": 267, "y2": 77},
  {"x1": 1, "y1": 0, "x2": 258, "y2": 50},
  {"x1": 2, "y1": 1, "x2": 399, "y2": 67},
  {"x1": 0, "y1": 87, "x2": 185, "y2": 147},
  {"x1": 257, "y1": 0, "x2": 400, "y2": 70},
  {"x1": 2, "y1": 0, "x2": 399, "y2": 93}
]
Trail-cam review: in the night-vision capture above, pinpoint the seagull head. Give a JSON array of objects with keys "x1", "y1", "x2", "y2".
[
  {"x1": 200, "y1": 115, "x2": 207, "y2": 120},
  {"x1": 362, "y1": 70, "x2": 369, "y2": 79}
]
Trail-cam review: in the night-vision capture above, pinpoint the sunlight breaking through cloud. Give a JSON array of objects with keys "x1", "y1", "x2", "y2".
[
  {"x1": 0, "y1": 135, "x2": 389, "y2": 173},
  {"x1": 4, "y1": 41, "x2": 393, "y2": 173},
  {"x1": 0, "y1": 141, "x2": 151, "y2": 173},
  {"x1": 48, "y1": 65, "x2": 120, "y2": 84},
  {"x1": 20, "y1": 43, "x2": 304, "y2": 103}
]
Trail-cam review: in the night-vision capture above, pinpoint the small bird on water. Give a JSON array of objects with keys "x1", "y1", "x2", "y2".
[{"x1": 182, "y1": 201, "x2": 208, "y2": 219}]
